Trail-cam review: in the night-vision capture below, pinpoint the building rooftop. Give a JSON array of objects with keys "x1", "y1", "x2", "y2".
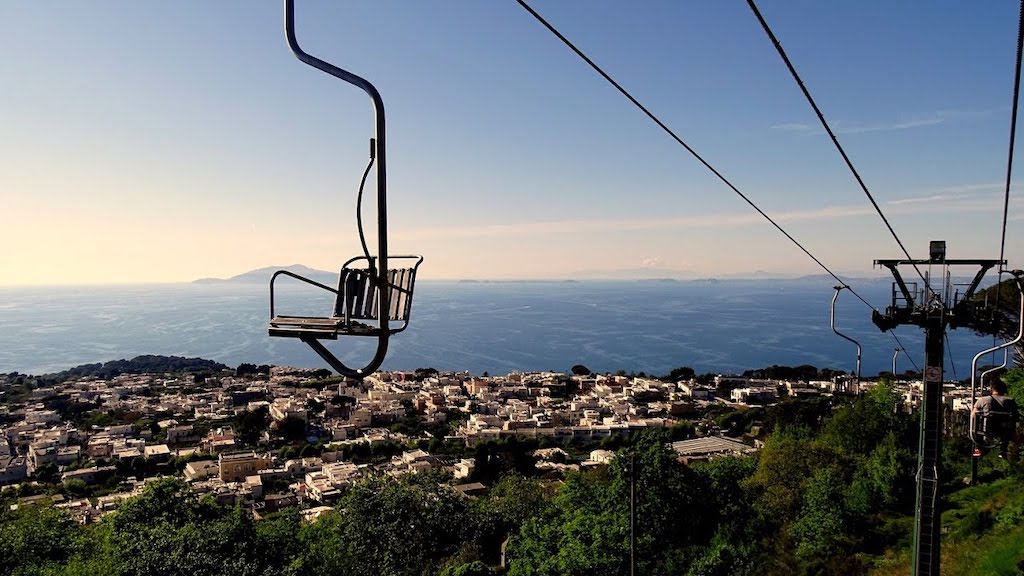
[{"x1": 671, "y1": 436, "x2": 756, "y2": 458}]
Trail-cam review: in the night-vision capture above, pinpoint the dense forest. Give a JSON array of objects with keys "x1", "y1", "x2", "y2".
[{"x1": 2, "y1": 372, "x2": 1023, "y2": 576}]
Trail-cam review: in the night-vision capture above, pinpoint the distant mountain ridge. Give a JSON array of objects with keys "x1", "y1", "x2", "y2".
[{"x1": 193, "y1": 265, "x2": 336, "y2": 285}]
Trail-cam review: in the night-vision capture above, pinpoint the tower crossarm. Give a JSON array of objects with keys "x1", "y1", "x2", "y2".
[
  {"x1": 875, "y1": 262, "x2": 916, "y2": 310},
  {"x1": 957, "y1": 261, "x2": 1002, "y2": 303},
  {"x1": 873, "y1": 257, "x2": 1006, "y2": 335}
]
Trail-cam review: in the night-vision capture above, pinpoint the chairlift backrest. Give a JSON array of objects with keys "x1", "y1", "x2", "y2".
[
  {"x1": 972, "y1": 394, "x2": 1019, "y2": 442},
  {"x1": 984, "y1": 412, "x2": 1015, "y2": 437},
  {"x1": 333, "y1": 265, "x2": 419, "y2": 323},
  {"x1": 335, "y1": 269, "x2": 374, "y2": 321},
  {"x1": 974, "y1": 409, "x2": 1015, "y2": 439}
]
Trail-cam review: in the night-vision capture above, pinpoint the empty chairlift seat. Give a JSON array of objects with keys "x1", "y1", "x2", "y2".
[
  {"x1": 273, "y1": 0, "x2": 424, "y2": 379},
  {"x1": 269, "y1": 255, "x2": 423, "y2": 339}
]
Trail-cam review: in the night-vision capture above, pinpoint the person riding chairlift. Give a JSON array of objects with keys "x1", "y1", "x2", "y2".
[{"x1": 972, "y1": 377, "x2": 1020, "y2": 459}]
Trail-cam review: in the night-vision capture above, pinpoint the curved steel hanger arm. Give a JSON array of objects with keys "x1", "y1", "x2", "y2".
[
  {"x1": 980, "y1": 349, "x2": 1009, "y2": 389},
  {"x1": 831, "y1": 285, "x2": 862, "y2": 383}
]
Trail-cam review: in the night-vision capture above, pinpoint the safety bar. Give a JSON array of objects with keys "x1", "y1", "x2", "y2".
[{"x1": 269, "y1": 269, "x2": 339, "y2": 319}]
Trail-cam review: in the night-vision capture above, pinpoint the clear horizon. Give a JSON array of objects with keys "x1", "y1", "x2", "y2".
[
  {"x1": 2, "y1": 2, "x2": 1021, "y2": 286},
  {"x1": 0, "y1": 265, "x2": 898, "y2": 288}
]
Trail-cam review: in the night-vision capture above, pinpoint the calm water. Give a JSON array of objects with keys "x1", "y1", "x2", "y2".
[{"x1": 0, "y1": 280, "x2": 997, "y2": 377}]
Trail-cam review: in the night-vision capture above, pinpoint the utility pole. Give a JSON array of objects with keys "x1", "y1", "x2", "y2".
[{"x1": 872, "y1": 240, "x2": 1003, "y2": 576}]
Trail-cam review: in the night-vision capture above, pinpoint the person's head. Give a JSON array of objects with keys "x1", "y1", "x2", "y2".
[{"x1": 990, "y1": 379, "x2": 1008, "y2": 396}]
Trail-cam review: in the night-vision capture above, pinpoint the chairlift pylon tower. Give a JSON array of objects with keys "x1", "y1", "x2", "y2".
[{"x1": 871, "y1": 240, "x2": 1006, "y2": 576}]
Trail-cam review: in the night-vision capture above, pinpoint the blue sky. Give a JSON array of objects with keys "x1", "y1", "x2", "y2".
[{"x1": 1, "y1": 1, "x2": 1021, "y2": 284}]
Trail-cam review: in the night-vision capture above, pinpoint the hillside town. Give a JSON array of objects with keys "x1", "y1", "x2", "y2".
[{"x1": 0, "y1": 362, "x2": 978, "y2": 523}]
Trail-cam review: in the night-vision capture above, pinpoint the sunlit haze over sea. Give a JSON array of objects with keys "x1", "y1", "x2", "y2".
[{"x1": 0, "y1": 280, "x2": 999, "y2": 379}]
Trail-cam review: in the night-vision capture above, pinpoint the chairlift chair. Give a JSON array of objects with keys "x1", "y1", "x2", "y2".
[
  {"x1": 967, "y1": 271, "x2": 1023, "y2": 449},
  {"x1": 970, "y1": 407, "x2": 1016, "y2": 450},
  {"x1": 268, "y1": 0, "x2": 423, "y2": 380},
  {"x1": 830, "y1": 285, "x2": 862, "y2": 393},
  {"x1": 970, "y1": 349, "x2": 1011, "y2": 448}
]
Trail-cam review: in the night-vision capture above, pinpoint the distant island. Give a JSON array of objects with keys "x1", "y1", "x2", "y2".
[{"x1": 193, "y1": 264, "x2": 335, "y2": 285}]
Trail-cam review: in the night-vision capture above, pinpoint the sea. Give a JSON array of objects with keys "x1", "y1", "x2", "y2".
[{"x1": 0, "y1": 279, "x2": 1003, "y2": 378}]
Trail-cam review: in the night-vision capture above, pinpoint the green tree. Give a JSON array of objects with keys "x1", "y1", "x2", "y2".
[
  {"x1": 846, "y1": 432, "x2": 911, "y2": 515},
  {"x1": 508, "y1": 465, "x2": 625, "y2": 576},
  {"x1": 0, "y1": 504, "x2": 80, "y2": 576},
  {"x1": 111, "y1": 477, "x2": 206, "y2": 530},
  {"x1": 745, "y1": 429, "x2": 826, "y2": 525},
  {"x1": 1004, "y1": 366, "x2": 1024, "y2": 402},
  {"x1": 611, "y1": 432, "x2": 712, "y2": 572},
  {"x1": 109, "y1": 479, "x2": 283, "y2": 576},
  {"x1": 685, "y1": 528, "x2": 760, "y2": 576},
  {"x1": 473, "y1": 475, "x2": 550, "y2": 564},
  {"x1": 666, "y1": 366, "x2": 696, "y2": 381},
  {"x1": 232, "y1": 406, "x2": 269, "y2": 447},
  {"x1": 292, "y1": 511, "x2": 354, "y2": 576},
  {"x1": 692, "y1": 455, "x2": 759, "y2": 527},
  {"x1": 34, "y1": 462, "x2": 60, "y2": 484},
  {"x1": 820, "y1": 380, "x2": 903, "y2": 456},
  {"x1": 63, "y1": 478, "x2": 88, "y2": 498},
  {"x1": 337, "y1": 475, "x2": 472, "y2": 576},
  {"x1": 508, "y1": 431, "x2": 712, "y2": 576},
  {"x1": 570, "y1": 364, "x2": 591, "y2": 376},
  {"x1": 61, "y1": 521, "x2": 123, "y2": 576},
  {"x1": 790, "y1": 466, "x2": 849, "y2": 560},
  {"x1": 685, "y1": 456, "x2": 763, "y2": 576}
]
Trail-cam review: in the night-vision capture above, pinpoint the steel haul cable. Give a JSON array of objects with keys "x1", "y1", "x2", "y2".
[
  {"x1": 999, "y1": 0, "x2": 1024, "y2": 276},
  {"x1": 993, "y1": 0, "x2": 1024, "y2": 362},
  {"x1": 515, "y1": 0, "x2": 920, "y2": 371},
  {"x1": 746, "y1": 0, "x2": 927, "y2": 287}
]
